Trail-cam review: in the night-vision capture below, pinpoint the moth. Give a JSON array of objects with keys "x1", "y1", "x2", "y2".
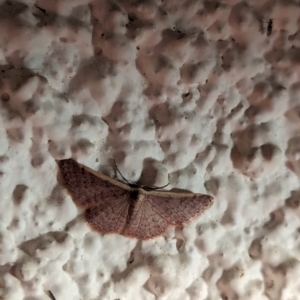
[
  {"x1": 259, "y1": 16, "x2": 273, "y2": 37},
  {"x1": 56, "y1": 159, "x2": 214, "y2": 240},
  {"x1": 266, "y1": 18, "x2": 273, "y2": 37}
]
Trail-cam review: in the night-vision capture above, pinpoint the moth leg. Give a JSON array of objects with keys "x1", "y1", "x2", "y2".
[{"x1": 143, "y1": 182, "x2": 170, "y2": 191}]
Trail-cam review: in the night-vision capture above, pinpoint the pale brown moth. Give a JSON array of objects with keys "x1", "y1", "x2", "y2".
[{"x1": 56, "y1": 159, "x2": 214, "y2": 240}]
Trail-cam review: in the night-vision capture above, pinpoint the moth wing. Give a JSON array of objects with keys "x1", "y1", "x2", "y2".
[
  {"x1": 124, "y1": 197, "x2": 168, "y2": 240},
  {"x1": 85, "y1": 195, "x2": 131, "y2": 234},
  {"x1": 146, "y1": 191, "x2": 214, "y2": 226},
  {"x1": 56, "y1": 159, "x2": 131, "y2": 208}
]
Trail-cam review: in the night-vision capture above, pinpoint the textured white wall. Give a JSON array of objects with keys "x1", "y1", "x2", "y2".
[{"x1": 0, "y1": 0, "x2": 300, "y2": 299}]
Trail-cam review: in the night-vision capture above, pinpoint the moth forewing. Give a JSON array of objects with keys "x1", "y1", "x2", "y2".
[
  {"x1": 75, "y1": 161, "x2": 133, "y2": 191},
  {"x1": 143, "y1": 190, "x2": 214, "y2": 226},
  {"x1": 143, "y1": 189, "x2": 205, "y2": 197}
]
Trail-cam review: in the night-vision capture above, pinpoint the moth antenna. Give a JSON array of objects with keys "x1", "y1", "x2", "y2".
[
  {"x1": 47, "y1": 290, "x2": 56, "y2": 300},
  {"x1": 113, "y1": 159, "x2": 132, "y2": 185}
]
